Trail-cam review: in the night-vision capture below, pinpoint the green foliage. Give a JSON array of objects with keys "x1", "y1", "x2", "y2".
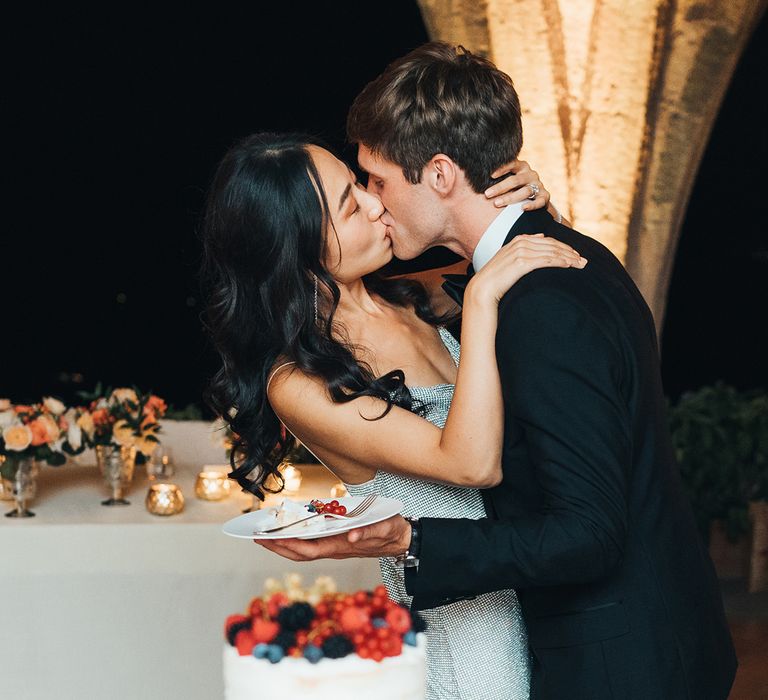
[
  {"x1": 669, "y1": 383, "x2": 768, "y2": 542},
  {"x1": 0, "y1": 458, "x2": 17, "y2": 481},
  {"x1": 164, "y1": 403, "x2": 205, "y2": 421}
]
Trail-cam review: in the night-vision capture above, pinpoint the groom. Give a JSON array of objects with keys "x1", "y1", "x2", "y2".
[{"x1": 258, "y1": 43, "x2": 737, "y2": 699}]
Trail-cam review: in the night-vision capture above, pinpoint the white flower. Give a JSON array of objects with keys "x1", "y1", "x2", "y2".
[
  {"x1": 43, "y1": 396, "x2": 66, "y2": 415},
  {"x1": 67, "y1": 421, "x2": 83, "y2": 451},
  {"x1": 0, "y1": 410, "x2": 15, "y2": 429}
]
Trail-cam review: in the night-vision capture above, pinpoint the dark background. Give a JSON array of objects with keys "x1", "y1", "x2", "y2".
[{"x1": 3, "y1": 3, "x2": 766, "y2": 413}]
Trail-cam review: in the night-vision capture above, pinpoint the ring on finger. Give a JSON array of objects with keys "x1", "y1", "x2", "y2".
[{"x1": 527, "y1": 183, "x2": 540, "y2": 200}]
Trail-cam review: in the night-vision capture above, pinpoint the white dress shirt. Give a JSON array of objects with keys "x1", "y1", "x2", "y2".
[{"x1": 471, "y1": 202, "x2": 525, "y2": 272}]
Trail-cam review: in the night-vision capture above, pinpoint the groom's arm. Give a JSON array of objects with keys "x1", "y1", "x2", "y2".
[{"x1": 405, "y1": 285, "x2": 632, "y2": 602}]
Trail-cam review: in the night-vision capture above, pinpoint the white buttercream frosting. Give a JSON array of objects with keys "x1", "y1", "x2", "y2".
[{"x1": 223, "y1": 634, "x2": 427, "y2": 700}]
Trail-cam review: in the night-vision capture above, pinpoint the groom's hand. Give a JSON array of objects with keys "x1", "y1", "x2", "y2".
[{"x1": 254, "y1": 514, "x2": 411, "y2": 562}]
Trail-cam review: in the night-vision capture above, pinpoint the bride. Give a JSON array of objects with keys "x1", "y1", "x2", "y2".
[{"x1": 200, "y1": 132, "x2": 584, "y2": 700}]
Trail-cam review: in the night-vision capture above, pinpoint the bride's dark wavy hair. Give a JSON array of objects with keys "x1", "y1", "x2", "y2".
[{"x1": 200, "y1": 132, "x2": 455, "y2": 499}]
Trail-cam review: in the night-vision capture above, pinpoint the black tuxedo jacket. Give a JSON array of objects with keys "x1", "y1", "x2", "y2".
[{"x1": 405, "y1": 209, "x2": 737, "y2": 699}]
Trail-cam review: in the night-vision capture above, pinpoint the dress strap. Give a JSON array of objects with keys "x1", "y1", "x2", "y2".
[
  {"x1": 266, "y1": 361, "x2": 297, "y2": 393},
  {"x1": 265, "y1": 361, "x2": 331, "y2": 471}
]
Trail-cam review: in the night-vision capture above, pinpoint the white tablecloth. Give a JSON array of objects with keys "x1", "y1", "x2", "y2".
[{"x1": 0, "y1": 421, "x2": 380, "y2": 699}]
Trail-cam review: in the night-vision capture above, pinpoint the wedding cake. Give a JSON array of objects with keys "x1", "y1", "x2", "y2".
[{"x1": 223, "y1": 575, "x2": 427, "y2": 700}]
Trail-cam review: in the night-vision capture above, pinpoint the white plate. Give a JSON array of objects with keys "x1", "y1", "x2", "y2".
[{"x1": 222, "y1": 496, "x2": 403, "y2": 540}]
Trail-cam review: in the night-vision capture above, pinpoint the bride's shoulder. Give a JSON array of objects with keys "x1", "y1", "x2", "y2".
[{"x1": 266, "y1": 358, "x2": 334, "y2": 401}]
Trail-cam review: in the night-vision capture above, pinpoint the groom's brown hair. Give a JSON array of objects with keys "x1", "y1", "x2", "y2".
[{"x1": 347, "y1": 42, "x2": 523, "y2": 194}]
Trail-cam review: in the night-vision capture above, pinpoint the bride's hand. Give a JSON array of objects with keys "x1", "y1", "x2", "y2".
[
  {"x1": 467, "y1": 234, "x2": 587, "y2": 305},
  {"x1": 484, "y1": 159, "x2": 550, "y2": 211}
]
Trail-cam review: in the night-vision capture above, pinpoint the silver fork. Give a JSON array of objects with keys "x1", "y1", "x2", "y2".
[{"x1": 253, "y1": 494, "x2": 378, "y2": 534}]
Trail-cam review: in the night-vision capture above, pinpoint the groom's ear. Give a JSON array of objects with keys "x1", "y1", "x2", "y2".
[{"x1": 424, "y1": 154, "x2": 458, "y2": 197}]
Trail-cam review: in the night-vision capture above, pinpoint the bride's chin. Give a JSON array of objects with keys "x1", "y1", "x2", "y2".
[{"x1": 367, "y1": 250, "x2": 394, "y2": 275}]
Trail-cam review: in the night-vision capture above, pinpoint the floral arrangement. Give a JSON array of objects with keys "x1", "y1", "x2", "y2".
[
  {"x1": 74, "y1": 385, "x2": 167, "y2": 461},
  {"x1": 224, "y1": 575, "x2": 426, "y2": 664},
  {"x1": 0, "y1": 397, "x2": 84, "y2": 479}
]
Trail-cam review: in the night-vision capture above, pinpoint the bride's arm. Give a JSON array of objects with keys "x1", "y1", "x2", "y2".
[{"x1": 268, "y1": 235, "x2": 586, "y2": 489}]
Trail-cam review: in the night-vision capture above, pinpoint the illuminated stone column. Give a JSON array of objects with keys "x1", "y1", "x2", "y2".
[{"x1": 416, "y1": 0, "x2": 766, "y2": 328}]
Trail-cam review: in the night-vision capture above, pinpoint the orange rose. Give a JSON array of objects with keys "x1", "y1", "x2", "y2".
[
  {"x1": 91, "y1": 408, "x2": 110, "y2": 426},
  {"x1": 3, "y1": 424, "x2": 33, "y2": 451},
  {"x1": 28, "y1": 415, "x2": 59, "y2": 446},
  {"x1": 144, "y1": 395, "x2": 167, "y2": 416}
]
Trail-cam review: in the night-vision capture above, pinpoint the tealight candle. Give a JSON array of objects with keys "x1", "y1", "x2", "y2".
[
  {"x1": 145, "y1": 483, "x2": 185, "y2": 516},
  {"x1": 281, "y1": 463, "x2": 303, "y2": 494},
  {"x1": 330, "y1": 481, "x2": 348, "y2": 499},
  {"x1": 195, "y1": 468, "x2": 231, "y2": 501}
]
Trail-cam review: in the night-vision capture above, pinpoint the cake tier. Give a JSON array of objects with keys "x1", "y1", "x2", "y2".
[{"x1": 223, "y1": 633, "x2": 426, "y2": 700}]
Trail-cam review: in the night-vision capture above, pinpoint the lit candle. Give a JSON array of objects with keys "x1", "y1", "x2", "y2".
[
  {"x1": 281, "y1": 463, "x2": 303, "y2": 494},
  {"x1": 145, "y1": 483, "x2": 185, "y2": 516},
  {"x1": 195, "y1": 468, "x2": 231, "y2": 501},
  {"x1": 330, "y1": 481, "x2": 348, "y2": 499}
]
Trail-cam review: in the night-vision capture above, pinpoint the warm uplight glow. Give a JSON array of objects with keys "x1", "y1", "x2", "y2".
[{"x1": 416, "y1": 0, "x2": 765, "y2": 326}]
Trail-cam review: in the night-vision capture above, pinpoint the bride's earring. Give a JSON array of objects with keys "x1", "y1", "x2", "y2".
[{"x1": 313, "y1": 273, "x2": 319, "y2": 324}]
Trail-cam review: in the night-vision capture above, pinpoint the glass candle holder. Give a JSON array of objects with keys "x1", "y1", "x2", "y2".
[
  {"x1": 145, "y1": 483, "x2": 185, "y2": 516},
  {"x1": 194, "y1": 468, "x2": 231, "y2": 501},
  {"x1": 330, "y1": 481, "x2": 348, "y2": 499},
  {"x1": 145, "y1": 445, "x2": 175, "y2": 481},
  {"x1": 281, "y1": 463, "x2": 303, "y2": 494}
]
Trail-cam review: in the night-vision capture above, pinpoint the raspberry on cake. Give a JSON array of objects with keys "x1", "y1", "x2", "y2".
[{"x1": 223, "y1": 575, "x2": 427, "y2": 700}]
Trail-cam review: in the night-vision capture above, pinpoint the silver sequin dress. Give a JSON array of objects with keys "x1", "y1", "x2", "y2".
[{"x1": 345, "y1": 327, "x2": 530, "y2": 700}]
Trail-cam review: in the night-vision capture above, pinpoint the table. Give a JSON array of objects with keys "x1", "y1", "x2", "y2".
[{"x1": 0, "y1": 421, "x2": 380, "y2": 699}]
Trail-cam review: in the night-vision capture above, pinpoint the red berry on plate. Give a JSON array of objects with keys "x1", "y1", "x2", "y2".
[
  {"x1": 337, "y1": 505, "x2": 347, "y2": 515},
  {"x1": 371, "y1": 649, "x2": 384, "y2": 662},
  {"x1": 358, "y1": 646, "x2": 371, "y2": 659},
  {"x1": 354, "y1": 591, "x2": 368, "y2": 605},
  {"x1": 329, "y1": 500, "x2": 339, "y2": 508},
  {"x1": 374, "y1": 585, "x2": 388, "y2": 598}
]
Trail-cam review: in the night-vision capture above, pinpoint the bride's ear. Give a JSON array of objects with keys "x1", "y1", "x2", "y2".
[{"x1": 425, "y1": 154, "x2": 458, "y2": 197}]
